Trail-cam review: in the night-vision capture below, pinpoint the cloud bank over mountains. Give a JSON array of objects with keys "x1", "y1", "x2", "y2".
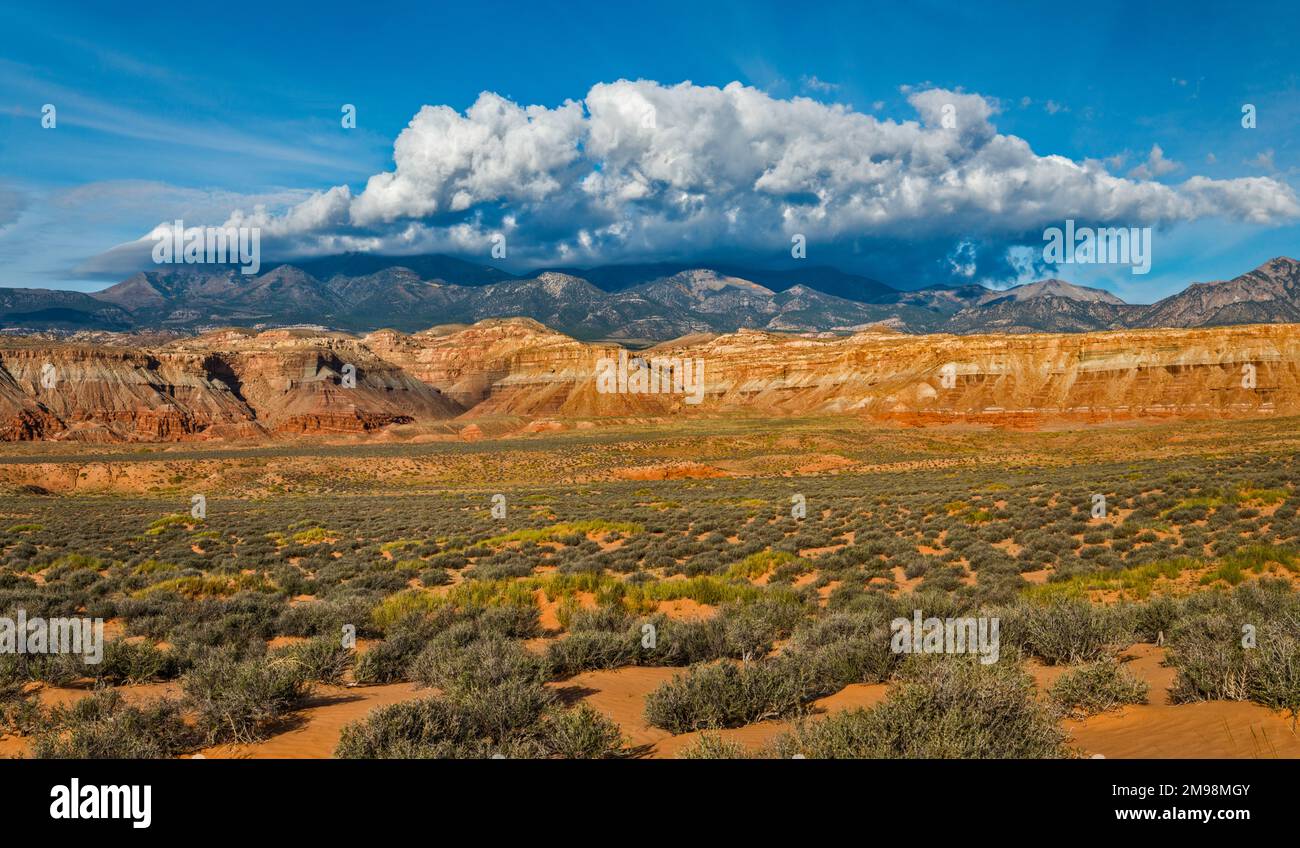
[{"x1": 97, "y1": 80, "x2": 1300, "y2": 285}]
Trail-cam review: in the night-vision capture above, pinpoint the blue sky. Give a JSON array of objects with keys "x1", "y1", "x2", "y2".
[{"x1": 1, "y1": 0, "x2": 1298, "y2": 301}]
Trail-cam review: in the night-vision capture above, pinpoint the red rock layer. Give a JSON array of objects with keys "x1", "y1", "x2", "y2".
[{"x1": 1, "y1": 319, "x2": 1299, "y2": 440}]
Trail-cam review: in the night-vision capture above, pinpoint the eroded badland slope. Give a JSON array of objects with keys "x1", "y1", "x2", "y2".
[{"x1": 1, "y1": 318, "x2": 1297, "y2": 440}]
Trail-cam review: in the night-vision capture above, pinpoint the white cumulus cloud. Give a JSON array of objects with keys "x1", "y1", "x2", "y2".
[{"x1": 100, "y1": 79, "x2": 1300, "y2": 280}]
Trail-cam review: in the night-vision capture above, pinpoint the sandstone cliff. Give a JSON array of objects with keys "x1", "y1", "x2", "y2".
[{"x1": 0, "y1": 319, "x2": 1297, "y2": 440}]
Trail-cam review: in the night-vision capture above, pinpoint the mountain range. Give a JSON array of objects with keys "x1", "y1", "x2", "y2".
[{"x1": 4, "y1": 255, "x2": 1298, "y2": 343}]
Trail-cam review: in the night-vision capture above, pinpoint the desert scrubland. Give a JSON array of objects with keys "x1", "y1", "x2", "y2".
[{"x1": 2, "y1": 400, "x2": 1298, "y2": 758}]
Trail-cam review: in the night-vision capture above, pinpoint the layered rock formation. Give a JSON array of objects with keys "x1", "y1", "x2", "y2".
[
  {"x1": 449, "y1": 323, "x2": 1300, "y2": 424},
  {"x1": 0, "y1": 342, "x2": 256, "y2": 441},
  {"x1": 0, "y1": 329, "x2": 461, "y2": 441},
  {"x1": 0, "y1": 318, "x2": 1297, "y2": 441},
  {"x1": 182, "y1": 329, "x2": 463, "y2": 434},
  {"x1": 363, "y1": 318, "x2": 590, "y2": 409}
]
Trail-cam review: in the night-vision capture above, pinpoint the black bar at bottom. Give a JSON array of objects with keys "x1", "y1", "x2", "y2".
[{"x1": 0, "y1": 757, "x2": 1283, "y2": 835}]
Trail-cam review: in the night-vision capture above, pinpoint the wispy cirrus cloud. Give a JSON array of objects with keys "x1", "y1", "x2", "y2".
[
  {"x1": 0, "y1": 58, "x2": 371, "y2": 174},
  {"x1": 0, "y1": 184, "x2": 27, "y2": 230},
  {"x1": 0, "y1": 181, "x2": 311, "y2": 287}
]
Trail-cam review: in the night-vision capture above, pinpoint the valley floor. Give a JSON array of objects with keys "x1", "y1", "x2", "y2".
[{"x1": 2, "y1": 416, "x2": 1298, "y2": 758}]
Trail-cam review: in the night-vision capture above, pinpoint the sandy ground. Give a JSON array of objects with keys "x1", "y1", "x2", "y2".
[
  {"x1": 1048, "y1": 644, "x2": 1300, "y2": 758},
  {"x1": 1, "y1": 681, "x2": 183, "y2": 758},
  {"x1": 196, "y1": 683, "x2": 423, "y2": 759},
  {"x1": 1, "y1": 681, "x2": 421, "y2": 759},
  {"x1": 5, "y1": 643, "x2": 1296, "y2": 759},
  {"x1": 1069, "y1": 700, "x2": 1300, "y2": 758},
  {"x1": 1029, "y1": 645, "x2": 1294, "y2": 759},
  {"x1": 549, "y1": 666, "x2": 889, "y2": 758}
]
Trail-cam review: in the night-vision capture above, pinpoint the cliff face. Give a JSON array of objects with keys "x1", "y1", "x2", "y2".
[
  {"x1": 0, "y1": 318, "x2": 1297, "y2": 440},
  {"x1": 177, "y1": 329, "x2": 463, "y2": 434},
  {"x1": 362, "y1": 318, "x2": 591, "y2": 409},
  {"x1": 0, "y1": 330, "x2": 461, "y2": 441},
  {"x1": 456, "y1": 323, "x2": 1300, "y2": 423},
  {"x1": 621, "y1": 325, "x2": 1300, "y2": 423},
  {"x1": 0, "y1": 344, "x2": 257, "y2": 441}
]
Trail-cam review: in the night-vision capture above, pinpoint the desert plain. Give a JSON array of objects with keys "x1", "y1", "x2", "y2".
[{"x1": 1, "y1": 320, "x2": 1299, "y2": 759}]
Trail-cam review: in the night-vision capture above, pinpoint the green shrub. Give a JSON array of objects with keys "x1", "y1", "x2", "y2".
[
  {"x1": 276, "y1": 597, "x2": 377, "y2": 639},
  {"x1": 1001, "y1": 599, "x2": 1131, "y2": 665},
  {"x1": 354, "y1": 640, "x2": 411, "y2": 684},
  {"x1": 545, "y1": 629, "x2": 640, "y2": 678},
  {"x1": 182, "y1": 649, "x2": 312, "y2": 743},
  {"x1": 420, "y1": 568, "x2": 451, "y2": 587},
  {"x1": 0, "y1": 650, "x2": 85, "y2": 687},
  {"x1": 1049, "y1": 659, "x2": 1149, "y2": 719},
  {"x1": 474, "y1": 604, "x2": 542, "y2": 639},
  {"x1": 352, "y1": 612, "x2": 448, "y2": 684},
  {"x1": 371, "y1": 590, "x2": 445, "y2": 632},
  {"x1": 336, "y1": 679, "x2": 560, "y2": 758},
  {"x1": 1167, "y1": 585, "x2": 1300, "y2": 716},
  {"x1": 95, "y1": 639, "x2": 178, "y2": 684},
  {"x1": 769, "y1": 657, "x2": 1071, "y2": 758},
  {"x1": 335, "y1": 697, "x2": 477, "y2": 758},
  {"x1": 643, "y1": 658, "x2": 811, "y2": 732},
  {"x1": 1132, "y1": 595, "x2": 1181, "y2": 643},
  {"x1": 677, "y1": 732, "x2": 753, "y2": 759},
  {"x1": 0, "y1": 685, "x2": 41, "y2": 737},
  {"x1": 541, "y1": 704, "x2": 625, "y2": 758},
  {"x1": 31, "y1": 689, "x2": 193, "y2": 759},
  {"x1": 269, "y1": 637, "x2": 353, "y2": 684},
  {"x1": 452, "y1": 677, "x2": 555, "y2": 742},
  {"x1": 789, "y1": 612, "x2": 899, "y2": 690},
  {"x1": 798, "y1": 637, "x2": 897, "y2": 694},
  {"x1": 408, "y1": 636, "x2": 543, "y2": 694}
]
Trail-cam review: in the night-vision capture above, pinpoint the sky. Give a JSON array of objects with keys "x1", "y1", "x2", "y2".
[{"x1": 1, "y1": 0, "x2": 1299, "y2": 302}]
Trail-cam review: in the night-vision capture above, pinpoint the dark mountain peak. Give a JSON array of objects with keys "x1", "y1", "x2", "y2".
[
  {"x1": 257, "y1": 265, "x2": 319, "y2": 284},
  {"x1": 289, "y1": 253, "x2": 516, "y2": 286},
  {"x1": 1257, "y1": 256, "x2": 1298, "y2": 274},
  {"x1": 12, "y1": 252, "x2": 1300, "y2": 340},
  {"x1": 1235, "y1": 256, "x2": 1300, "y2": 286},
  {"x1": 652, "y1": 269, "x2": 775, "y2": 296},
  {"x1": 532, "y1": 261, "x2": 894, "y2": 302},
  {"x1": 1136, "y1": 255, "x2": 1300, "y2": 328},
  {"x1": 511, "y1": 271, "x2": 605, "y2": 299},
  {"x1": 93, "y1": 265, "x2": 243, "y2": 307},
  {"x1": 535, "y1": 262, "x2": 694, "y2": 292},
  {"x1": 93, "y1": 272, "x2": 169, "y2": 308},
  {"x1": 978, "y1": 279, "x2": 1127, "y2": 306},
  {"x1": 532, "y1": 270, "x2": 597, "y2": 287},
  {"x1": 716, "y1": 265, "x2": 895, "y2": 302}
]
